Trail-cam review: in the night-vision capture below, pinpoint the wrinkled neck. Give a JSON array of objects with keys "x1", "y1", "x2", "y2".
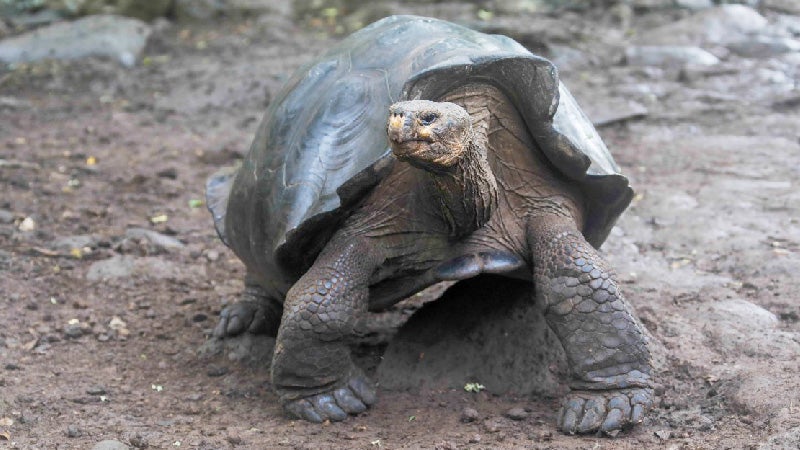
[{"x1": 426, "y1": 128, "x2": 498, "y2": 238}]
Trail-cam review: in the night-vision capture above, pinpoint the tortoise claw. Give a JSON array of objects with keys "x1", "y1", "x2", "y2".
[
  {"x1": 557, "y1": 388, "x2": 653, "y2": 435},
  {"x1": 214, "y1": 299, "x2": 281, "y2": 338},
  {"x1": 283, "y1": 375, "x2": 376, "y2": 423}
]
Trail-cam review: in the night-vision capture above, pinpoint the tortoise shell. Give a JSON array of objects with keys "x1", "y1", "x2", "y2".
[{"x1": 207, "y1": 15, "x2": 632, "y2": 298}]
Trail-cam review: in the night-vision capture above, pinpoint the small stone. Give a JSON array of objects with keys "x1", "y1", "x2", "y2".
[
  {"x1": 727, "y1": 36, "x2": 800, "y2": 58},
  {"x1": 504, "y1": 407, "x2": 528, "y2": 421},
  {"x1": 156, "y1": 167, "x2": 177, "y2": 179},
  {"x1": 482, "y1": 418, "x2": 501, "y2": 433},
  {"x1": 66, "y1": 425, "x2": 81, "y2": 438},
  {"x1": 205, "y1": 249, "x2": 220, "y2": 261},
  {"x1": 128, "y1": 433, "x2": 148, "y2": 449},
  {"x1": 91, "y1": 440, "x2": 130, "y2": 450},
  {"x1": 124, "y1": 228, "x2": 185, "y2": 251},
  {"x1": 460, "y1": 407, "x2": 479, "y2": 423},
  {"x1": 192, "y1": 313, "x2": 208, "y2": 323},
  {"x1": 655, "y1": 429, "x2": 672, "y2": 440},
  {"x1": 18, "y1": 217, "x2": 35, "y2": 231},
  {"x1": 87, "y1": 386, "x2": 107, "y2": 396},
  {"x1": 64, "y1": 323, "x2": 83, "y2": 339},
  {"x1": 0, "y1": 210, "x2": 14, "y2": 224},
  {"x1": 207, "y1": 366, "x2": 229, "y2": 377},
  {"x1": 626, "y1": 46, "x2": 719, "y2": 67},
  {"x1": 468, "y1": 434, "x2": 481, "y2": 444}
]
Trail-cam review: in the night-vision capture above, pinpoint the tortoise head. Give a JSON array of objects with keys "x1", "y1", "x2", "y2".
[{"x1": 387, "y1": 100, "x2": 473, "y2": 171}]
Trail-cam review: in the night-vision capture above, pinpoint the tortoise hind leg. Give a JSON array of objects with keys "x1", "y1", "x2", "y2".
[
  {"x1": 271, "y1": 237, "x2": 383, "y2": 422},
  {"x1": 527, "y1": 215, "x2": 653, "y2": 434},
  {"x1": 214, "y1": 272, "x2": 283, "y2": 338}
]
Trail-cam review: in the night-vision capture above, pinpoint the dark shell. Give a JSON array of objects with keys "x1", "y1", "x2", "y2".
[{"x1": 207, "y1": 15, "x2": 632, "y2": 298}]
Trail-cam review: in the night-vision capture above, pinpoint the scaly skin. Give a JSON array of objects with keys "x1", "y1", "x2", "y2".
[
  {"x1": 528, "y1": 216, "x2": 653, "y2": 433},
  {"x1": 271, "y1": 239, "x2": 382, "y2": 421}
]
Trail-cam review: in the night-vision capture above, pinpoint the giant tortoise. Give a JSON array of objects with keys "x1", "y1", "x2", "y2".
[{"x1": 206, "y1": 15, "x2": 653, "y2": 434}]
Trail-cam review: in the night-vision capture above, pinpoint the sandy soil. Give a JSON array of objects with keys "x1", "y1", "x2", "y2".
[{"x1": 1, "y1": 5, "x2": 799, "y2": 449}]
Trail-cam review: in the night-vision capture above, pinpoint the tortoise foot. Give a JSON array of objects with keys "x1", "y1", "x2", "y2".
[
  {"x1": 213, "y1": 298, "x2": 282, "y2": 338},
  {"x1": 283, "y1": 374, "x2": 377, "y2": 423},
  {"x1": 558, "y1": 387, "x2": 653, "y2": 435}
]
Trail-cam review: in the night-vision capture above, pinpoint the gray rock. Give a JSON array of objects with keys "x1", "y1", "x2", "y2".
[
  {"x1": 701, "y1": 298, "x2": 800, "y2": 358},
  {"x1": 124, "y1": 228, "x2": 185, "y2": 251},
  {"x1": 759, "y1": 427, "x2": 800, "y2": 450},
  {"x1": 586, "y1": 98, "x2": 649, "y2": 127},
  {"x1": 635, "y1": 5, "x2": 767, "y2": 46},
  {"x1": 91, "y1": 440, "x2": 129, "y2": 450},
  {"x1": 0, "y1": 209, "x2": 14, "y2": 224},
  {"x1": 504, "y1": 407, "x2": 528, "y2": 421},
  {"x1": 377, "y1": 276, "x2": 566, "y2": 396},
  {"x1": 87, "y1": 255, "x2": 135, "y2": 281},
  {"x1": 727, "y1": 36, "x2": 800, "y2": 58},
  {"x1": 0, "y1": 15, "x2": 151, "y2": 67},
  {"x1": 675, "y1": 0, "x2": 713, "y2": 10},
  {"x1": 461, "y1": 407, "x2": 479, "y2": 423},
  {"x1": 626, "y1": 45, "x2": 720, "y2": 67},
  {"x1": 86, "y1": 255, "x2": 205, "y2": 281},
  {"x1": 66, "y1": 424, "x2": 81, "y2": 437},
  {"x1": 762, "y1": 0, "x2": 800, "y2": 15},
  {"x1": 52, "y1": 234, "x2": 97, "y2": 251}
]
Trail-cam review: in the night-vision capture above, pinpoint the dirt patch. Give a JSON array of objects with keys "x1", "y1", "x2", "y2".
[{"x1": 1, "y1": 4, "x2": 799, "y2": 449}]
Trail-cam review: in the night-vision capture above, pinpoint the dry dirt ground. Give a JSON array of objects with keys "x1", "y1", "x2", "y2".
[{"x1": 1, "y1": 5, "x2": 799, "y2": 450}]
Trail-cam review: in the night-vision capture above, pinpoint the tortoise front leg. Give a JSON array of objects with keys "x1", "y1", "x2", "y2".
[
  {"x1": 271, "y1": 237, "x2": 381, "y2": 422},
  {"x1": 527, "y1": 216, "x2": 653, "y2": 434}
]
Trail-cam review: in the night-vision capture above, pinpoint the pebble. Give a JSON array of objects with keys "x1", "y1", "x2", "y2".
[
  {"x1": 87, "y1": 386, "x2": 107, "y2": 395},
  {"x1": 124, "y1": 228, "x2": 185, "y2": 251},
  {"x1": 635, "y1": 5, "x2": 767, "y2": 46},
  {"x1": 460, "y1": 407, "x2": 479, "y2": 423},
  {"x1": 482, "y1": 418, "x2": 502, "y2": 433},
  {"x1": 727, "y1": 36, "x2": 800, "y2": 58},
  {"x1": 86, "y1": 255, "x2": 134, "y2": 281},
  {"x1": 0, "y1": 210, "x2": 14, "y2": 224},
  {"x1": 91, "y1": 440, "x2": 129, "y2": 450},
  {"x1": 207, "y1": 366, "x2": 229, "y2": 377},
  {"x1": 128, "y1": 433, "x2": 148, "y2": 448},
  {"x1": 468, "y1": 434, "x2": 482, "y2": 443},
  {"x1": 66, "y1": 425, "x2": 81, "y2": 438},
  {"x1": 504, "y1": 407, "x2": 529, "y2": 421},
  {"x1": 51, "y1": 234, "x2": 97, "y2": 251},
  {"x1": 63, "y1": 322, "x2": 83, "y2": 339},
  {"x1": 18, "y1": 217, "x2": 35, "y2": 231},
  {"x1": 626, "y1": 46, "x2": 719, "y2": 67}
]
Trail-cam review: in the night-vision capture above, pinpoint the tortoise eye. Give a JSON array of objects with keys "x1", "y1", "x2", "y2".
[{"x1": 419, "y1": 113, "x2": 438, "y2": 126}]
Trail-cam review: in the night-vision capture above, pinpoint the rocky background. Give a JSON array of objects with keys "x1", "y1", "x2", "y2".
[{"x1": 1, "y1": 0, "x2": 799, "y2": 449}]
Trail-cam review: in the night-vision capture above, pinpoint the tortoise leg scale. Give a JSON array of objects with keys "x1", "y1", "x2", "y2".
[
  {"x1": 271, "y1": 238, "x2": 382, "y2": 421},
  {"x1": 528, "y1": 216, "x2": 653, "y2": 434}
]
